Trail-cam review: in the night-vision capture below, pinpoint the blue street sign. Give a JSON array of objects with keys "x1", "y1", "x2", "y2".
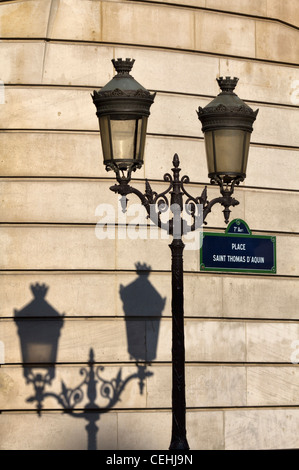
[{"x1": 200, "y1": 219, "x2": 276, "y2": 273}]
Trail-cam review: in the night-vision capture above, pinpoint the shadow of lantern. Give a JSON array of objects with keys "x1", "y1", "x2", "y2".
[
  {"x1": 120, "y1": 263, "x2": 166, "y2": 363},
  {"x1": 14, "y1": 283, "x2": 64, "y2": 409}
]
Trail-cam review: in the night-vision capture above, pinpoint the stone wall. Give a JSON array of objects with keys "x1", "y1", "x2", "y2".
[{"x1": 0, "y1": 0, "x2": 299, "y2": 450}]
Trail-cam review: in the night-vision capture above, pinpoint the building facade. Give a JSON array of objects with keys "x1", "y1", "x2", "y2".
[{"x1": 0, "y1": 0, "x2": 299, "y2": 450}]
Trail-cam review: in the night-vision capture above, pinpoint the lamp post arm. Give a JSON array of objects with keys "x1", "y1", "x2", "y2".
[
  {"x1": 110, "y1": 179, "x2": 173, "y2": 234},
  {"x1": 203, "y1": 194, "x2": 240, "y2": 225},
  {"x1": 110, "y1": 154, "x2": 242, "y2": 235}
]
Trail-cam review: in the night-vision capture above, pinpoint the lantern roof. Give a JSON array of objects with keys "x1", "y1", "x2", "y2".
[
  {"x1": 92, "y1": 58, "x2": 156, "y2": 118},
  {"x1": 197, "y1": 76, "x2": 259, "y2": 133},
  {"x1": 99, "y1": 58, "x2": 149, "y2": 93},
  {"x1": 14, "y1": 283, "x2": 64, "y2": 319}
]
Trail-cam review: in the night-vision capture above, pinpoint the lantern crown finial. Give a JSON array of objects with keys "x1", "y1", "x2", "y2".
[
  {"x1": 30, "y1": 282, "x2": 48, "y2": 299},
  {"x1": 217, "y1": 76, "x2": 239, "y2": 93},
  {"x1": 112, "y1": 58, "x2": 135, "y2": 75}
]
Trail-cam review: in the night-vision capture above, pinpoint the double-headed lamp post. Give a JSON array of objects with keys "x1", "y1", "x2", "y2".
[{"x1": 92, "y1": 59, "x2": 258, "y2": 450}]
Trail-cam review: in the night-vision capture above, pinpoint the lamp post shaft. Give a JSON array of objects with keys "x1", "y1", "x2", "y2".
[
  {"x1": 169, "y1": 238, "x2": 189, "y2": 450},
  {"x1": 109, "y1": 154, "x2": 242, "y2": 451}
]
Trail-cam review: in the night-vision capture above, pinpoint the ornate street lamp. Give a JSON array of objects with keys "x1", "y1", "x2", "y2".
[
  {"x1": 197, "y1": 76, "x2": 258, "y2": 223},
  {"x1": 92, "y1": 60, "x2": 258, "y2": 450},
  {"x1": 197, "y1": 76, "x2": 258, "y2": 184},
  {"x1": 92, "y1": 58, "x2": 156, "y2": 184}
]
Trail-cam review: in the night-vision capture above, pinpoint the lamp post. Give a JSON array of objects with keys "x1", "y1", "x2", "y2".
[{"x1": 92, "y1": 60, "x2": 258, "y2": 450}]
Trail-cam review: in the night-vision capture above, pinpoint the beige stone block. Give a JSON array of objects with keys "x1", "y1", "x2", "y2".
[
  {"x1": 247, "y1": 366, "x2": 299, "y2": 406},
  {"x1": 118, "y1": 410, "x2": 171, "y2": 449},
  {"x1": 118, "y1": 409, "x2": 225, "y2": 450},
  {"x1": 2, "y1": 180, "x2": 298, "y2": 233},
  {"x1": 42, "y1": 42, "x2": 221, "y2": 95},
  {"x1": 0, "y1": 179, "x2": 115, "y2": 224},
  {"x1": 144, "y1": 136, "x2": 207, "y2": 183},
  {"x1": 223, "y1": 276, "x2": 299, "y2": 319},
  {"x1": 2, "y1": 318, "x2": 144, "y2": 363},
  {"x1": 0, "y1": 411, "x2": 117, "y2": 450},
  {"x1": 185, "y1": 320, "x2": 246, "y2": 362},
  {"x1": 115, "y1": 227, "x2": 199, "y2": 272},
  {"x1": 225, "y1": 408, "x2": 299, "y2": 449},
  {"x1": 0, "y1": 364, "x2": 147, "y2": 410},
  {"x1": 276, "y1": 235, "x2": 299, "y2": 276},
  {"x1": 0, "y1": 41, "x2": 45, "y2": 84},
  {"x1": 0, "y1": 131, "x2": 104, "y2": 178},
  {"x1": 0, "y1": 271, "x2": 223, "y2": 319},
  {"x1": 0, "y1": 226, "x2": 116, "y2": 270},
  {"x1": 0, "y1": 272, "x2": 118, "y2": 318},
  {"x1": 244, "y1": 189, "x2": 299, "y2": 233},
  {"x1": 48, "y1": 0, "x2": 101, "y2": 41},
  {"x1": 219, "y1": 58, "x2": 299, "y2": 106},
  {"x1": 115, "y1": 47, "x2": 220, "y2": 96},
  {"x1": 0, "y1": 0, "x2": 51, "y2": 38},
  {"x1": 184, "y1": 273, "x2": 223, "y2": 317},
  {"x1": 0, "y1": 230, "x2": 297, "y2": 277},
  {"x1": 187, "y1": 410, "x2": 224, "y2": 450},
  {"x1": 102, "y1": 1, "x2": 195, "y2": 50},
  {"x1": 195, "y1": 11, "x2": 256, "y2": 58},
  {"x1": 0, "y1": 132, "x2": 204, "y2": 181},
  {"x1": 246, "y1": 321, "x2": 299, "y2": 363},
  {"x1": 206, "y1": 0, "x2": 267, "y2": 16},
  {"x1": 152, "y1": 0, "x2": 205, "y2": 6},
  {"x1": 152, "y1": 94, "x2": 299, "y2": 149},
  {"x1": 267, "y1": 0, "x2": 299, "y2": 28},
  {"x1": 246, "y1": 146, "x2": 299, "y2": 191},
  {"x1": 154, "y1": 319, "x2": 246, "y2": 362},
  {"x1": 251, "y1": 104, "x2": 299, "y2": 148},
  {"x1": 3, "y1": 88, "x2": 297, "y2": 149},
  {"x1": 147, "y1": 365, "x2": 246, "y2": 408},
  {"x1": 0, "y1": 87, "x2": 97, "y2": 130},
  {"x1": 6, "y1": 131, "x2": 297, "y2": 193},
  {"x1": 187, "y1": 365, "x2": 246, "y2": 407},
  {"x1": 256, "y1": 20, "x2": 299, "y2": 64},
  {"x1": 42, "y1": 43, "x2": 114, "y2": 87},
  {"x1": 148, "y1": 93, "x2": 205, "y2": 137},
  {"x1": 0, "y1": 176, "x2": 244, "y2": 228}
]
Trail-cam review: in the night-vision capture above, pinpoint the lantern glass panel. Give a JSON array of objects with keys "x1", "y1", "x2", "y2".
[
  {"x1": 99, "y1": 115, "x2": 113, "y2": 162},
  {"x1": 99, "y1": 116, "x2": 148, "y2": 165},
  {"x1": 204, "y1": 128, "x2": 250, "y2": 177}
]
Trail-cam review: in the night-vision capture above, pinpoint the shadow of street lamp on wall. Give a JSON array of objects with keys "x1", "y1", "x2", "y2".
[
  {"x1": 120, "y1": 262, "x2": 166, "y2": 367},
  {"x1": 14, "y1": 282, "x2": 64, "y2": 411},
  {"x1": 92, "y1": 59, "x2": 258, "y2": 450},
  {"x1": 14, "y1": 284, "x2": 153, "y2": 450}
]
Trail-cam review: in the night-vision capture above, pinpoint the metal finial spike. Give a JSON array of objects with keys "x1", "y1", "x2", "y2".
[
  {"x1": 145, "y1": 179, "x2": 152, "y2": 193},
  {"x1": 200, "y1": 186, "x2": 208, "y2": 205},
  {"x1": 89, "y1": 348, "x2": 95, "y2": 364},
  {"x1": 120, "y1": 195, "x2": 128, "y2": 213},
  {"x1": 173, "y1": 154, "x2": 180, "y2": 168}
]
